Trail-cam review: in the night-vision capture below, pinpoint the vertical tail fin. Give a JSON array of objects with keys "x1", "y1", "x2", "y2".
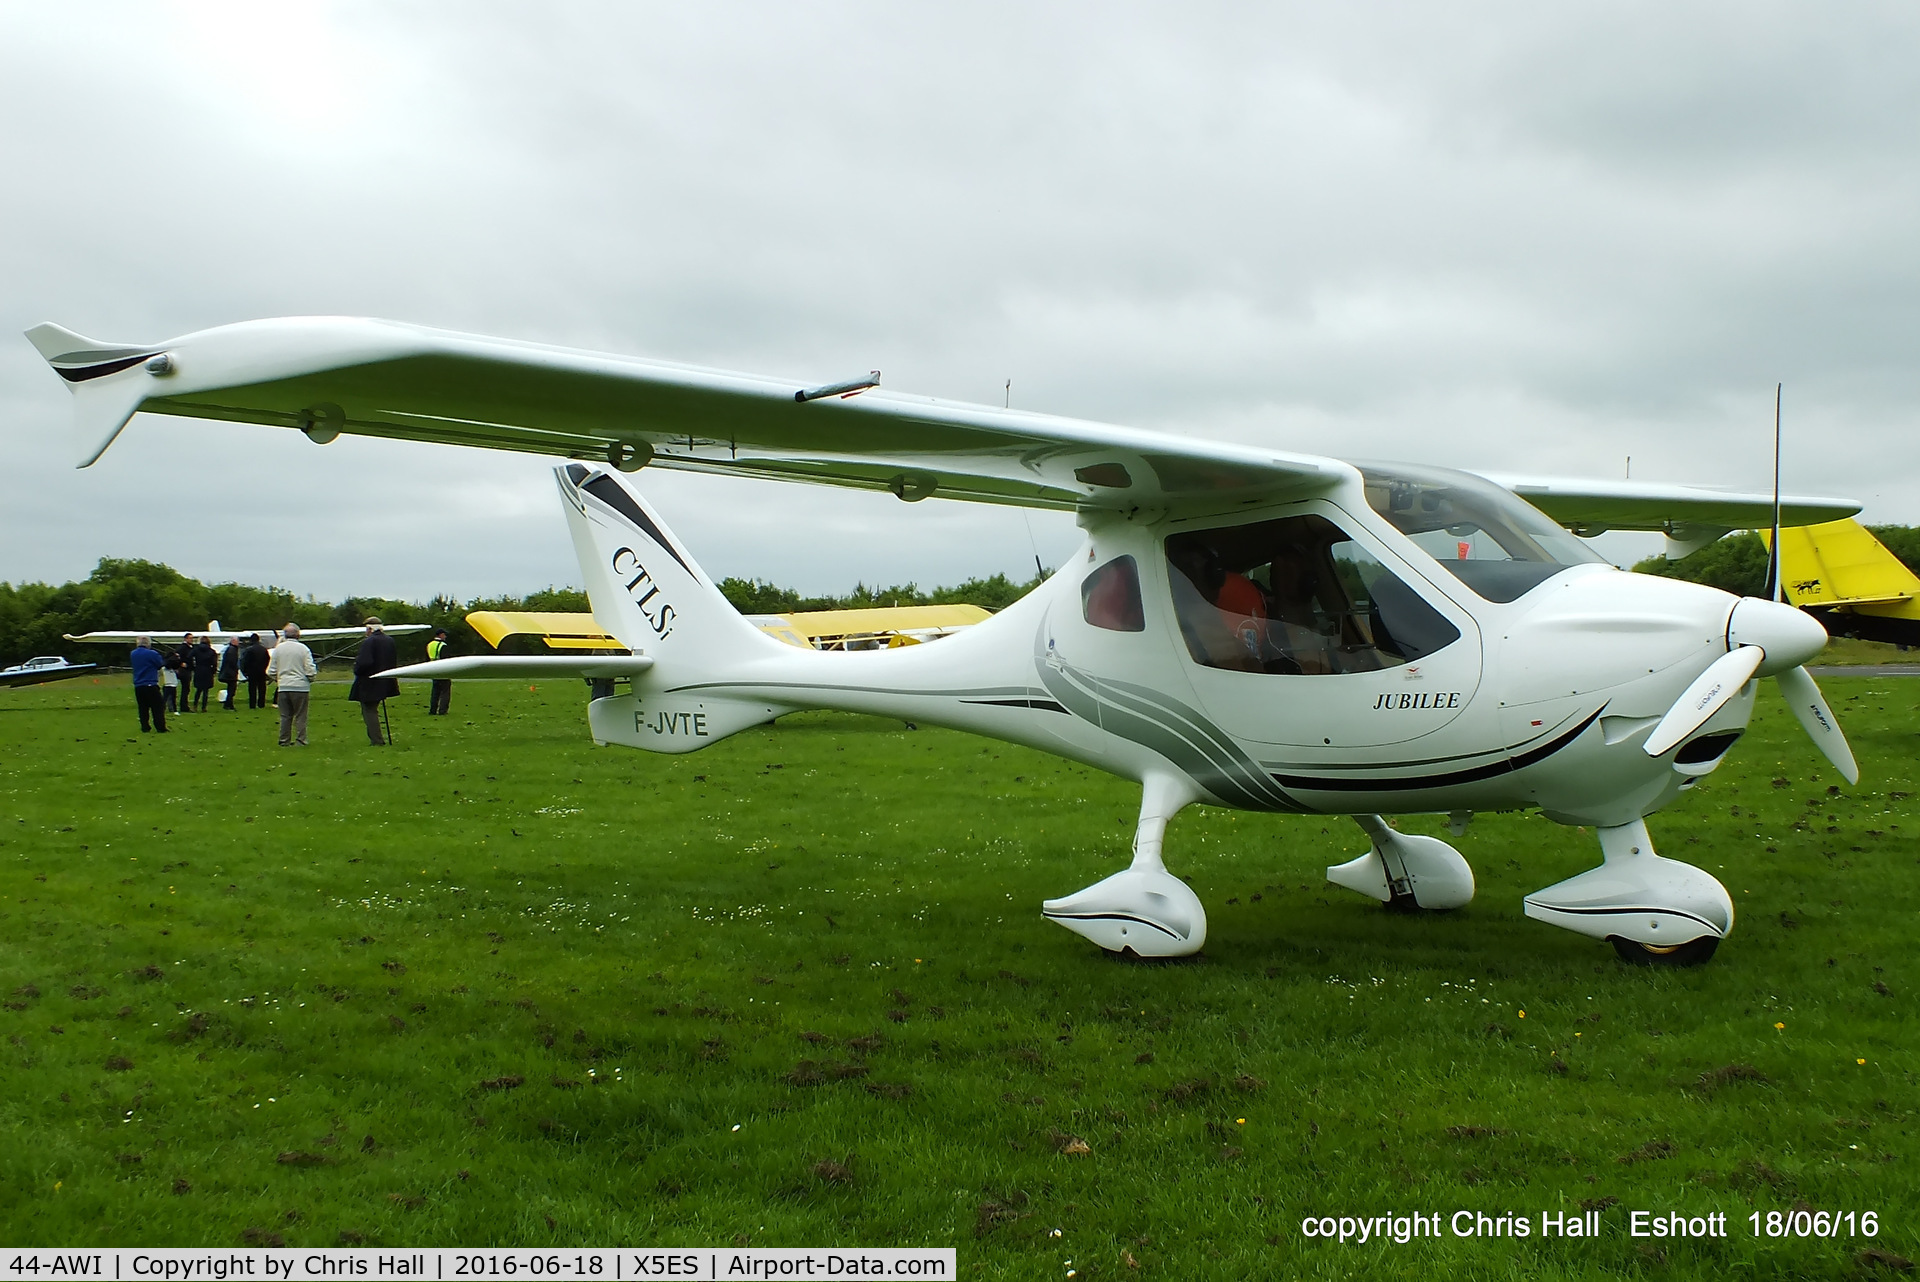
[{"x1": 555, "y1": 463, "x2": 776, "y2": 677}]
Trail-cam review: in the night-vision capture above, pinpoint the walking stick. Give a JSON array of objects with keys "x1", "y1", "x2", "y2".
[{"x1": 381, "y1": 698, "x2": 394, "y2": 747}]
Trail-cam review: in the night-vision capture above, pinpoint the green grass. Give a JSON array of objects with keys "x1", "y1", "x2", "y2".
[
  {"x1": 1811, "y1": 637, "x2": 1918, "y2": 666},
  {"x1": 1, "y1": 671, "x2": 1914, "y2": 1279}
]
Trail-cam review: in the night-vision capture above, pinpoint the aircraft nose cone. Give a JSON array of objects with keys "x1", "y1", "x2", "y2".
[{"x1": 1727, "y1": 597, "x2": 1828, "y2": 675}]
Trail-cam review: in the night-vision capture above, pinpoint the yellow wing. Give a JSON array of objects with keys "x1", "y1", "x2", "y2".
[
  {"x1": 466, "y1": 610, "x2": 622, "y2": 652},
  {"x1": 466, "y1": 604, "x2": 991, "y2": 653},
  {"x1": 1767, "y1": 519, "x2": 1920, "y2": 646}
]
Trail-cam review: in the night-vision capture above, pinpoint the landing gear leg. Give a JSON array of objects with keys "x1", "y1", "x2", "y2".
[
  {"x1": 1042, "y1": 773, "x2": 1207, "y2": 957},
  {"x1": 1326, "y1": 814, "x2": 1476, "y2": 910},
  {"x1": 1523, "y1": 817, "x2": 1732, "y2": 965}
]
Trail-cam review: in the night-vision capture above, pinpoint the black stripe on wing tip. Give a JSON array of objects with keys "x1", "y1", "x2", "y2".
[{"x1": 53, "y1": 352, "x2": 161, "y2": 383}]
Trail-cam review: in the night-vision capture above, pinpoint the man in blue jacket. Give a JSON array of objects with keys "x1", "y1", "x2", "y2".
[{"x1": 131, "y1": 636, "x2": 168, "y2": 733}]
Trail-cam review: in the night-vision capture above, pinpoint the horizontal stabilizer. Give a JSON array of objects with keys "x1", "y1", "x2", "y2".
[{"x1": 382, "y1": 654, "x2": 653, "y2": 680}]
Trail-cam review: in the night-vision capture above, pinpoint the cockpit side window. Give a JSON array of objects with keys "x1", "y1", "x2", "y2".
[
  {"x1": 1082, "y1": 555, "x2": 1145, "y2": 632},
  {"x1": 1166, "y1": 515, "x2": 1459, "y2": 675}
]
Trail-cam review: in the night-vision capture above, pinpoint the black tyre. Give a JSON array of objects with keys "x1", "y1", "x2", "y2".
[{"x1": 1609, "y1": 934, "x2": 1720, "y2": 967}]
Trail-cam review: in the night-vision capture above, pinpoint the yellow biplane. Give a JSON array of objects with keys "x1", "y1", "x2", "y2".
[
  {"x1": 1766, "y1": 519, "x2": 1920, "y2": 648},
  {"x1": 467, "y1": 603, "x2": 991, "y2": 655}
]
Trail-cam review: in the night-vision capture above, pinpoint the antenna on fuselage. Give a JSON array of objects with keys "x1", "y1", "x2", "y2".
[{"x1": 1763, "y1": 383, "x2": 1784, "y2": 602}]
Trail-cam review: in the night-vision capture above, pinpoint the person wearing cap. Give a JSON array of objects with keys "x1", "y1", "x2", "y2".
[
  {"x1": 267, "y1": 623, "x2": 318, "y2": 745},
  {"x1": 350, "y1": 616, "x2": 401, "y2": 745},
  {"x1": 425, "y1": 628, "x2": 453, "y2": 716}
]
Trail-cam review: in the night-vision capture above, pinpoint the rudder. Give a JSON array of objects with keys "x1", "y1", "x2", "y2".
[{"x1": 556, "y1": 462, "x2": 775, "y2": 670}]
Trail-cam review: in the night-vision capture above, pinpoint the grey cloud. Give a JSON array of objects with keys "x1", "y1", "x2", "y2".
[{"x1": 3, "y1": 2, "x2": 1916, "y2": 602}]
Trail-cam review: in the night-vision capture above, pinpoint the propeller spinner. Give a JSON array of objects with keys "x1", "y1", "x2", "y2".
[{"x1": 1643, "y1": 596, "x2": 1858, "y2": 783}]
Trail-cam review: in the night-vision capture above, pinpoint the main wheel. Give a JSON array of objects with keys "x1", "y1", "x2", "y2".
[{"x1": 1609, "y1": 935, "x2": 1720, "y2": 967}]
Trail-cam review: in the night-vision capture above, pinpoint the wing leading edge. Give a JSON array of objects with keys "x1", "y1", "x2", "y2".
[
  {"x1": 1482, "y1": 474, "x2": 1861, "y2": 556},
  {"x1": 25, "y1": 316, "x2": 1346, "y2": 512},
  {"x1": 27, "y1": 317, "x2": 1861, "y2": 539}
]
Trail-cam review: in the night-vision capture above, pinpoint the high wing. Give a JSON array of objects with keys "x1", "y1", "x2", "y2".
[
  {"x1": 27, "y1": 317, "x2": 1861, "y2": 537},
  {"x1": 63, "y1": 624, "x2": 431, "y2": 645},
  {"x1": 24, "y1": 317, "x2": 1346, "y2": 511},
  {"x1": 1480, "y1": 474, "x2": 1861, "y2": 557},
  {"x1": 467, "y1": 610, "x2": 622, "y2": 651}
]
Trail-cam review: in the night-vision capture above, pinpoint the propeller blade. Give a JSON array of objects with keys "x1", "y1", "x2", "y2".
[
  {"x1": 1774, "y1": 663, "x2": 1860, "y2": 785},
  {"x1": 1645, "y1": 645, "x2": 1765, "y2": 758}
]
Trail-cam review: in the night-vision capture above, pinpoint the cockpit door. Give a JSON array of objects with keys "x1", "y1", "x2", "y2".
[{"x1": 1162, "y1": 501, "x2": 1482, "y2": 748}]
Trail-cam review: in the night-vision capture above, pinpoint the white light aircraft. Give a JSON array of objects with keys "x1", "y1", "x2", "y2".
[
  {"x1": 27, "y1": 317, "x2": 1867, "y2": 966},
  {"x1": 1, "y1": 656, "x2": 98, "y2": 689}
]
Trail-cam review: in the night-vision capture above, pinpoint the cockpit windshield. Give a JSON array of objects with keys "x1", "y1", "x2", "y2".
[{"x1": 1356, "y1": 462, "x2": 1605, "y2": 602}]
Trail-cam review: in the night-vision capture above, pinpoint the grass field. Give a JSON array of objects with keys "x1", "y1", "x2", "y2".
[
  {"x1": 1811, "y1": 637, "x2": 1919, "y2": 666},
  {"x1": 1, "y1": 669, "x2": 1914, "y2": 1279}
]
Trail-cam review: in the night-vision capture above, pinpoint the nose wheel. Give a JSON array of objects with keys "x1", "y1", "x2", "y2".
[{"x1": 1609, "y1": 935, "x2": 1720, "y2": 967}]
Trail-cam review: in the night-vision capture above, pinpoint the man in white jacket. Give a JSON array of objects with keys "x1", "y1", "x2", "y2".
[{"x1": 267, "y1": 623, "x2": 319, "y2": 746}]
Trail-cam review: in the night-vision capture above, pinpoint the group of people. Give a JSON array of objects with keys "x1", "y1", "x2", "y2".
[
  {"x1": 129, "y1": 621, "x2": 451, "y2": 746},
  {"x1": 144, "y1": 633, "x2": 275, "y2": 716}
]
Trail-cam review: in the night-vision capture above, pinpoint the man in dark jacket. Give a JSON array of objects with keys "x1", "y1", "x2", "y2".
[
  {"x1": 172, "y1": 636, "x2": 196, "y2": 713},
  {"x1": 190, "y1": 637, "x2": 217, "y2": 711},
  {"x1": 217, "y1": 636, "x2": 240, "y2": 710},
  {"x1": 131, "y1": 636, "x2": 168, "y2": 733},
  {"x1": 350, "y1": 616, "x2": 400, "y2": 745},
  {"x1": 241, "y1": 634, "x2": 270, "y2": 708}
]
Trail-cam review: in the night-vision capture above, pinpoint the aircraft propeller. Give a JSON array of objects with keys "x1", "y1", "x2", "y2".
[{"x1": 1642, "y1": 596, "x2": 1859, "y2": 784}]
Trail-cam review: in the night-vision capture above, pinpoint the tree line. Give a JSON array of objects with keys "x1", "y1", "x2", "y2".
[
  {"x1": 0, "y1": 558, "x2": 1051, "y2": 667},
  {"x1": 11, "y1": 525, "x2": 1913, "y2": 668}
]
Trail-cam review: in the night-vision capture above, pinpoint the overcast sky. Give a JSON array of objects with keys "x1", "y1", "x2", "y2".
[{"x1": 5, "y1": 3, "x2": 1918, "y2": 603}]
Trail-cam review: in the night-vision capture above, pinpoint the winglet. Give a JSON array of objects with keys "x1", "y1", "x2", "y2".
[{"x1": 23, "y1": 322, "x2": 164, "y2": 467}]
